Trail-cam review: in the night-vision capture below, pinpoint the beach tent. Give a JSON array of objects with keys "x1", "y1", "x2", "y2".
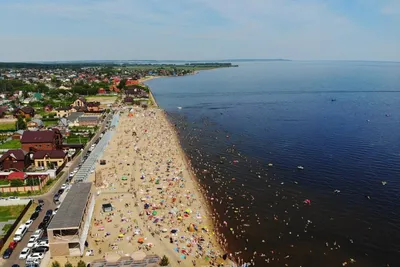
[
  {"x1": 102, "y1": 203, "x2": 113, "y2": 212},
  {"x1": 121, "y1": 176, "x2": 128, "y2": 181},
  {"x1": 188, "y1": 224, "x2": 196, "y2": 232}
]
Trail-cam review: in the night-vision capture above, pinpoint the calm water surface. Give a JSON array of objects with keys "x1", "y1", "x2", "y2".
[{"x1": 147, "y1": 61, "x2": 400, "y2": 267}]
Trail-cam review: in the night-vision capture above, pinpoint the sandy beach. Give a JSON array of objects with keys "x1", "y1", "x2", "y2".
[{"x1": 83, "y1": 106, "x2": 230, "y2": 266}]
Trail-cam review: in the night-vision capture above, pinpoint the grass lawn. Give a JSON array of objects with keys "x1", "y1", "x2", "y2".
[
  {"x1": 1, "y1": 223, "x2": 12, "y2": 234},
  {"x1": 44, "y1": 120, "x2": 58, "y2": 127},
  {"x1": 0, "y1": 139, "x2": 21, "y2": 149},
  {"x1": 0, "y1": 205, "x2": 25, "y2": 222},
  {"x1": 66, "y1": 136, "x2": 89, "y2": 144},
  {"x1": 0, "y1": 123, "x2": 15, "y2": 131}
]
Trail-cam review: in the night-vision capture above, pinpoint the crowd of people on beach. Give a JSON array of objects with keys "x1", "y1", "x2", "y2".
[{"x1": 87, "y1": 106, "x2": 242, "y2": 266}]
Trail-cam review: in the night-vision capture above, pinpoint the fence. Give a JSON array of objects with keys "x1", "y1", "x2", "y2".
[{"x1": 0, "y1": 199, "x2": 32, "y2": 250}]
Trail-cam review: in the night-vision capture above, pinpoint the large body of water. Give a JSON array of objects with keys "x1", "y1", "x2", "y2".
[{"x1": 146, "y1": 61, "x2": 400, "y2": 267}]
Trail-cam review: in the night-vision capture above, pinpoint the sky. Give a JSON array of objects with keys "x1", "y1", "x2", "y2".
[{"x1": 0, "y1": 0, "x2": 399, "y2": 61}]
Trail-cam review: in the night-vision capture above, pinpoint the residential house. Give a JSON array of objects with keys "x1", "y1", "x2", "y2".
[
  {"x1": 33, "y1": 150, "x2": 67, "y2": 169},
  {"x1": 77, "y1": 116, "x2": 99, "y2": 127},
  {"x1": 124, "y1": 97, "x2": 134, "y2": 104},
  {"x1": 0, "y1": 149, "x2": 31, "y2": 171},
  {"x1": 98, "y1": 88, "x2": 106, "y2": 94},
  {"x1": 27, "y1": 119, "x2": 44, "y2": 131},
  {"x1": 21, "y1": 129, "x2": 63, "y2": 152},
  {"x1": 86, "y1": 102, "x2": 101, "y2": 112},
  {"x1": 14, "y1": 106, "x2": 35, "y2": 118},
  {"x1": 45, "y1": 104, "x2": 54, "y2": 112},
  {"x1": 12, "y1": 130, "x2": 24, "y2": 140},
  {"x1": 67, "y1": 112, "x2": 84, "y2": 127},
  {"x1": 0, "y1": 106, "x2": 8, "y2": 118},
  {"x1": 72, "y1": 97, "x2": 87, "y2": 108},
  {"x1": 55, "y1": 107, "x2": 71, "y2": 118},
  {"x1": 125, "y1": 86, "x2": 149, "y2": 99}
]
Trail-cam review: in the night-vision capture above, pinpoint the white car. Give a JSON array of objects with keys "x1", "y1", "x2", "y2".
[
  {"x1": 8, "y1": 196, "x2": 19, "y2": 200},
  {"x1": 27, "y1": 252, "x2": 44, "y2": 261},
  {"x1": 27, "y1": 236, "x2": 38, "y2": 248},
  {"x1": 31, "y1": 229, "x2": 43, "y2": 239},
  {"x1": 35, "y1": 240, "x2": 49, "y2": 247},
  {"x1": 19, "y1": 247, "x2": 31, "y2": 259},
  {"x1": 60, "y1": 184, "x2": 68, "y2": 190},
  {"x1": 25, "y1": 219, "x2": 33, "y2": 228}
]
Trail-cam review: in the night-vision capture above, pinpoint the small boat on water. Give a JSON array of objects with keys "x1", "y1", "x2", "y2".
[
  {"x1": 297, "y1": 166, "x2": 304, "y2": 170},
  {"x1": 177, "y1": 107, "x2": 182, "y2": 109}
]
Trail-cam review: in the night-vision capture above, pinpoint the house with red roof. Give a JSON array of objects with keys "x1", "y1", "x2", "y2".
[
  {"x1": 33, "y1": 150, "x2": 67, "y2": 169},
  {"x1": 21, "y1": 129, "x2": 63, "y2": 152},
  {"x1": 98, "y1": 88, "x2": 107, "y2": 95},
  {"x1": 0, "y1": 149, "x2": 31, "y2": 171}
]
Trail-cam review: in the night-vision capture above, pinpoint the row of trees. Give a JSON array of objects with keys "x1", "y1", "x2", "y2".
[{"x1": 52, "y1": 260, "x2": 86, "y2": 267}]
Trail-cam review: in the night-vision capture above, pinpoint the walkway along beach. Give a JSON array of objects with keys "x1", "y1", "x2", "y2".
[{"x1": 81, "y1": 100, "x2": 236, "y2": 266}]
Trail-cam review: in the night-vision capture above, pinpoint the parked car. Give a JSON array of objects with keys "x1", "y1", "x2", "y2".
[
  {"x1": 11, "y1": 264, "x2": 20, "y2": 267},
  {"x1": 34, "y1": 240, "x2": 49, "y2": 248},
  {"x1": 24, "y1": 219, "x2": 33, "y2": 228},
  {"x1": 8, "y1": 196, "x2": 19, "y2": 200},
  {"x1": 27, "y1": 236, "x2": 37, "y2": 248},
  {"x1": 43, "y1": 215, "x2": 51, "y2": 223},
  {"x1": 32, "y1": 246, "x2": 49, "y2": 253},
  {"x1": 31, "y1": 229, "x2": 43, "y2": 239},
  {"x1": 38, "y1": 199, "x2": 44, "y2": 206},
  {"x1": 45, "y1": 210, "x2": 53, "y2": 217},
  {"x1": 2, "y1": 247, "x2": 13, "y2": 259},
  {"x1": 35, "y1": 205, "x2": 42, "y2": 212},
  {"x1": 26, "y1": 252, "x2": 44, "y2": 261},
  {"x1": 19, "y1": 247, "x2": 31, "y2": 259},
  {"x1": 57, "y1": 189, "x2": 64, "y2": 195},
  {"x1": 38, "y1": 222, "x2": 46, "y2": 231},
  {"x1": 9, "y1": 241, "x2": 18, "y2": 249},
  {"x1": 30, "y1": 212, "x2": 39, "y2": 220},
  {"x1": 60, "y1": 183, "x2": 68, "y2": 190}
]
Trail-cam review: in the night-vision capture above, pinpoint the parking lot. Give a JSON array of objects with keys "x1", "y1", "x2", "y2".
[{"x1": 1, "y1": 113, "x2": 118, "y2": 266}]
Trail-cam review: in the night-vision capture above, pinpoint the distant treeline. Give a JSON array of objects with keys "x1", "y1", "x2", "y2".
[
  {"x1": 184, "y1": 63, "x2": 237, "y2": 67},
  {"x1": 0, "y1": 62, "x2": 237, "y2": 69}
]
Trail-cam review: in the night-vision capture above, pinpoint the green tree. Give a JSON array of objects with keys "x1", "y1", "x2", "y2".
[
  {"x1": 15, "y1": 116, "x2": 26, "y2": 130},
  {"x1": 117, "y1": 79, "x2": 127, "y2": 89},
  {"x1": 26, "y1": 178, "x2": 40, "y2": 186},
  {"x1": 77, "y1": 260, "x2": 86, "y2": 267},
  {"x1": 64, "y1": 262, "x2": 73, "y2": 267},
  {"x1": 37, "y1": 83, "x2": 50, "y2": 93},
  {"x1": 10, "y1": 179, "x2": 24, "y2": 187},
  {"x1": 160, "y1": 255, "x2": 170, "y2": 266},
  {"x1": 52, "y1": 261, "x2": 61, "y2": 267}
]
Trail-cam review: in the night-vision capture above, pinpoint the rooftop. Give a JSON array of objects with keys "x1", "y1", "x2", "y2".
[
  {"x1": 21, "y1": 130, "x2": 55, "y2": 143},
  {"x1": 47, "y1": 182, "x2": 92, "y2": 229}
]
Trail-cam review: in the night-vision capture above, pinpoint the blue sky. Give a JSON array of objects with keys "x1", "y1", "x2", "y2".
[{"x1": 0, "y1": 0, "x2": 399, "y2": 61}]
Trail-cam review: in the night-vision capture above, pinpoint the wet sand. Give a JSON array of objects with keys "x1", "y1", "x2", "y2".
[{"x1": 85, "y1": 106, "x2": 231, "y2": 266}]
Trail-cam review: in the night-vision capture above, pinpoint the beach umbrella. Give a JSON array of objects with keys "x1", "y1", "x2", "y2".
[
  {"x1": 121, "y1": 176, "x2": 127, "y2": 180},
  {"x1": 171, "y1": 229, "x2": 178, "y2": 234},
  {"x1": 138, "y1": 237, "x2": 144, "y2": 243},
  {"x1": 162, "y1": 228, "x2": 168, "y2": 233},
  {"x1": 185, "y1": 208, "x2": 192, "y2": 214},
  {"x1": 188, "y1": 224, "x2": 196, "y2": 232},
  {"x1": 118, "y1": 234, "x2": 124, "y2": 238},
  {"x1": 152, "y1": 210, "x2": 157, "y2": 215}
]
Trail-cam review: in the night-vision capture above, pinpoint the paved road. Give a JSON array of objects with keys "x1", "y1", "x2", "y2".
[{"x1": 3, "y1": 113, "x2": 114, "y2": 266}]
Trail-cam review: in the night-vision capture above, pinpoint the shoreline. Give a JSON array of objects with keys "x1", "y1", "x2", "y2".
[{"x1": 150, "y1": 88, "x2": 236, "y2": 265}]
